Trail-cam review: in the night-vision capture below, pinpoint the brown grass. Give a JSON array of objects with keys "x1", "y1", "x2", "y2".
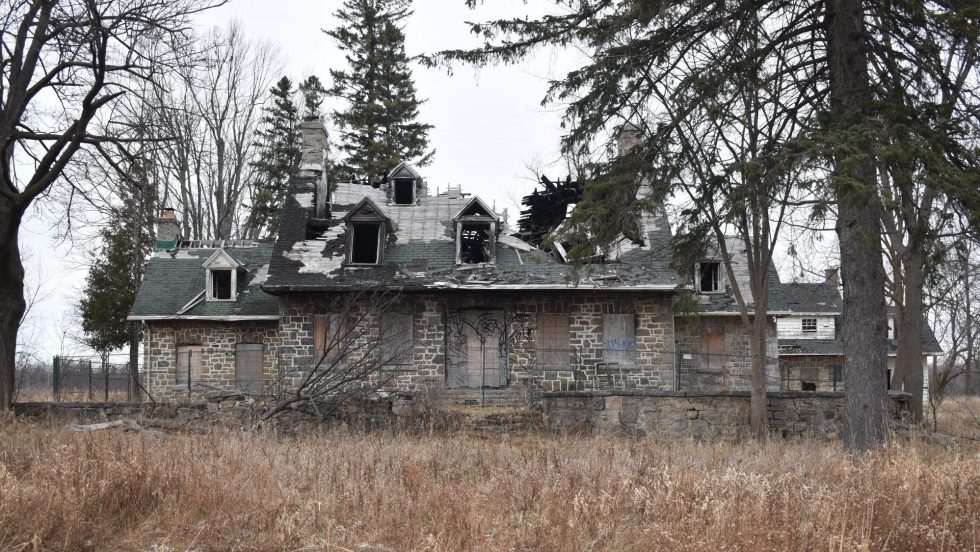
[{"x1": 0, "y1": 418, "x2": 978, "y2": 551}]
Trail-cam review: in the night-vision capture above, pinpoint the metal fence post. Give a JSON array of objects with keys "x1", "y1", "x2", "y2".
[
  {"x1": 88, "y1": 360, "x2": 93, "y2": 401},
  {"x1": 103, "y1": 357, "x2": 109, "y2": 402}
]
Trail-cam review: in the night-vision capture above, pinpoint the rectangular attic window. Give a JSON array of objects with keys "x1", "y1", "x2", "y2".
[
  {"x1": 350, "y1": 223, "x2": 381, "y2": 264},
  {"x1": 801, "y1": 317, "x2": 818, "y2": 333},
  {"x1": 393, "y1": 178, "x2": 415, "y2": 205},
  {"x1": 211, "y1": 269, "x2": 233, "y2": 300},
  {"x1": 698, "y1": 261, "x2": 721, "y2": 293},
  {"x1": 459, "y1": 223, "x2": 491, "y2": 263}
]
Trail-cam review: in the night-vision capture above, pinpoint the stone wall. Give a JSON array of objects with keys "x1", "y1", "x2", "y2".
[
  {"x1": 542, "y1": 390, "x2": 913, "y2": 439},
  {"x1": 673, "y1": 315, "x2": 780, "y2": 392},
  {"x1": 144, "y1": 321, "x2": 278, "y2": 402},
  {"x1": 277, "y1": 290, "x2": 677, "y2": 397}
]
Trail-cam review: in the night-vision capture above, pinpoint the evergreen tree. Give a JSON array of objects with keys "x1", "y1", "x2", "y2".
[
  {"x1": 299, "y1": 75, "x2": 328, "y2": 120},
  {"x1": 247, "y1": 76, "x2": 302, "y2": 238},
  {"x1": 78, "y1": 170, "x2": 155, "y2": 398},
  {"x1": 327, "y1": 0, "x2": 434, "y2": 183}
]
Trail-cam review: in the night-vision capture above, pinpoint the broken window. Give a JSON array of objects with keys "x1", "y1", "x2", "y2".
[
  {"x1": 697, "y1": 261, "x2": 721, "y2": 293},
  {"x1": 801, "y1": 317, "x2": 818, "y2": 333},
  {"x1": 210, "y1": 269, "x2": 233, "y2": 300},
  {"x1": 350, "y1": 223, "x2": 382, "y2": 264},
  {"x1": 175, "y1": 345, "x2": 201, "y2": 387},
  {"x1": 459, "y1": 223, "x2": 492, "y2": 264},
  {"x1": 393, "y1": 178, "x2": 415, "y2": 205}
]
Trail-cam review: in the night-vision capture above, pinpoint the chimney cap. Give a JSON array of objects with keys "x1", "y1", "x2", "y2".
[{"x1": 161, "y1": 207, "x2": 176, "y2": 220}]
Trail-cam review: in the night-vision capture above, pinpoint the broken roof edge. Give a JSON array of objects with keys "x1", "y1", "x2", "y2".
[{"x1": 260, "y1": 283, "x2": 681, "y2": 294}]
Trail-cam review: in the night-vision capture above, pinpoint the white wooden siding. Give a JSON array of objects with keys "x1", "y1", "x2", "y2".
[{"x1": 777, "y1": 316, "x2": 835, "y2": 339}]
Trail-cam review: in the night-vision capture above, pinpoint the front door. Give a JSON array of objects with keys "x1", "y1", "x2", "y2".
[{"x1": 446, "y1": 309, "x2": 507, "y2": 388}]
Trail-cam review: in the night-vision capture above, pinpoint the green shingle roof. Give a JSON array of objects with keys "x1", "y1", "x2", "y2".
[{"x1": 129, "y1": 241, "x2": 278, "y2": 320}]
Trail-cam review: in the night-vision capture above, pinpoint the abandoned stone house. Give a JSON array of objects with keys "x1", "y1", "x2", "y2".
[{"x1": 128, "y1": 123, "x2": 939, "y2": 407}]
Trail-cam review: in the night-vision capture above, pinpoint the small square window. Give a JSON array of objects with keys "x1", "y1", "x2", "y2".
[
  {"x1": 801, "y1": 318, "x2": 817, "y2": 333},
  {"x1": 698, "y1": 261, "x2": 721, "y2": 293},
  {"x1": 211, "y1": 269, "x2": 233, "y2": 300}
]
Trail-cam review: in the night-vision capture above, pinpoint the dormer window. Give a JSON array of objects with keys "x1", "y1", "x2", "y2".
[
  {"x1": 453, "y1": 197, "x2": 500, "y2": 265},
  {"x1": 202, "y1": 248, "x2": 242, "y2": 302},
  {"x1": 211, "y1": 270, "x2": 233, "y2": 300},
  {"x1": 697, "y1": 261, "x2": 722, "y2": 293},
  {"x1": 387, "y1": 161, "x2": 422, "y2": 206},
  {"x1": 393, "y1": 178, "x2": 416, "y2": 205},
  {"x1": 350, "y1": 223, "x2": 382, "y2": 264},
  {"x1": 343, "y1": 197, "x2": 391, "y2": 266}
]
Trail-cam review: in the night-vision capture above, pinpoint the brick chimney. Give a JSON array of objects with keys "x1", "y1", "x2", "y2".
[
  {"x1": 156, "y1": 207, "x2": 181, "y2": 246},
  {"x1": 824, "y1": 267, "x2": 840, "y2": 288}
]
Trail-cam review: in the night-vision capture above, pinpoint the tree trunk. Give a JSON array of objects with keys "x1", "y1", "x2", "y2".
[
  {"x1": 895, "y1": 247, "x2": 925, "y2": 420},
  {"x1": 826, "y1": 0, "x2": 889, "y2": 452},
  {"x1": 128, "y1": 323, "x2": 141, "y2": 402},
  {"x1": 0, "y1": 200, "x2": 27, "y2": 411},
  {"x1": 750, "y1": 300, "x2": 770, "y2": 438}
]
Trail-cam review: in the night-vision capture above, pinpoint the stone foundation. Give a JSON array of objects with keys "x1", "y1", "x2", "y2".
[{"x1": 542, "y1": 390, "x2": 913, "y2": 439}]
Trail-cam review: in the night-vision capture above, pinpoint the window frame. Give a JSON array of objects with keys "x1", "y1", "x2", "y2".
[
  {"x1": 175, "y1": 344, "x2": 202, "y2": 387},
  {"x1": 346, "y1": 221, "x2": 385, "y2": 266},
  {"x1": 206, "y1": 268, "x2": 236, "y2": 301},
  {"x1": 392, "y1": 177, "x2": 416, "y2": 205},
  {"x1": 801, "y1": 317, "x2": 818, "y2": 333},
  {"x1": 696, "y1": 261, "x2": 723, "y2": 294}
]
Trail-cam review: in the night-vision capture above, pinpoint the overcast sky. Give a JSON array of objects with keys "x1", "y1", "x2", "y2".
[
  {"x1": 18, "y1": 0, "x2": 839, "y2": 362},
  {"x1": 19, "y1": 0, "x2": 590, "y2": 360}
]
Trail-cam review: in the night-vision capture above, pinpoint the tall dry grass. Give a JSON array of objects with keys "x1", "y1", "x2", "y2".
[{"x1": 0, "y1": 419, "x2": 977, "y2": 551}]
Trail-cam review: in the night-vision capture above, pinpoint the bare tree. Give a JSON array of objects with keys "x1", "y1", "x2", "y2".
[
  {"x1": 0, "y1": 0, "x2": 223, "y2": 410},
  {"x1": 260, "y1": 290, "x2": 410, "y2": 423}
]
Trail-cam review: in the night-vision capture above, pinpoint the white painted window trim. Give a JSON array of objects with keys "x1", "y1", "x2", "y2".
[
  {"x1": 695, "y1": 260, "x2": 723, "y2": 294},
  {"x1": 206, "y1": 268, "x2": 237, "y2": 302},
  {"x1": 801, "y1": 317, "x2": 818, "y2": 333},
  {"x1": 346, "y1": 221, "x2": 385, "y2": 266}
]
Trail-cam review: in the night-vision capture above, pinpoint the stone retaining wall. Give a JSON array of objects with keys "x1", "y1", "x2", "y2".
[{"x1": 542, "y1": 390, "x2": 913, "y2": 439}]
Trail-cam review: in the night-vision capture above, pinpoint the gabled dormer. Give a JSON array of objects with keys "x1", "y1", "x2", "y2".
[
  {"x1": 343, "y1": 197, "x2": 391, "y2": 265},
  {"x1": 202, "y1": 249, "x2": 243, "y2": 301},
  {"x1": 387, "y1": 161, "x2": 423, "y2": 206},
  {"x1": 453, "y1": 197, "x2": 500, "y2": 264}
]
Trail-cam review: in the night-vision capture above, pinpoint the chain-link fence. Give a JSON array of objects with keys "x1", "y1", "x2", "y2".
[{"x1": 53, "y1": 356, "x2": 141, "y2": 402}]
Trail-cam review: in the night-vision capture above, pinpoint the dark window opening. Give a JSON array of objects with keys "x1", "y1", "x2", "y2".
[
  {"x1": 698, "y1": 261, "x2": 721, "y2": 293},
  {"x1": 394, "y1": 178, "x2": 415, "y2": 205},
  {"x1": 351, "y1": 223, "x2": 381, "y2": 264},
  {"x1": 460, "y1": 223, "x2": 491, "y2": 263},
  {"x1": 211, "y1": 270, "x2": 232, "y2": 300}
]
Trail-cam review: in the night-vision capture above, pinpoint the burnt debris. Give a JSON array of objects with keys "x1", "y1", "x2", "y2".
[{"x1": 516, "y1": 175, "x2": 582, "y2": 248}]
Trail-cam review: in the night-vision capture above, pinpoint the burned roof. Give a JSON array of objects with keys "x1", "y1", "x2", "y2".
[
  {"x1": 129, "y1": 241, "x2": 278, "y2": 320},
  {"x1": 264, "y1": 166, "x2": 684, "y2": 292}
]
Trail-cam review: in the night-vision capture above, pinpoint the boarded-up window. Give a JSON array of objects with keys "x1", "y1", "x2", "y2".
[
  {"x1": 236, "y1": 343, "x2": 264, "y2": 393},
  {"x1": 603, "y1": 314, "x2": 635, "y2": 367},
  {"x1": 701, "y1": 327, "x2": 726, "y2": 371},
  {"x1": 314, "y1": 314, "x2": 342, "y2": 364},
  {"x1": 382, "y1": 313, "x2": 414, "y2": 366},
  {"x1": 175, "y1": 345, "x2": 201, "y2": 387},
  {"x1": 537, "y1": 314, "x2": 569, "y2": 369}
]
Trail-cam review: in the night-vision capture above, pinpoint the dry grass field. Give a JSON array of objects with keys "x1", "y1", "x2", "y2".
[{"x1": 0, "y1": 414, "x2": 978, "y2": 552}]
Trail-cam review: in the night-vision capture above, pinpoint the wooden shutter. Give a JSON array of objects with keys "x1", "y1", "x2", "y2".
[
  {"x1": 382, "y1": 313, "x2": 413, "y2": 366},
  {"x1": 314, "y1": 314, "x2": 342, "y2": 364},
  {"x1": 603, "y1": 314, "x2": 635, "y2": 367},
  {"x1": 236, "y1": 343, "x2": 264, "y2": 393},
  {"x1": 537, "y1": 314, "x2": 569, "y2": 369},
  {"x1": 175, "y1": 345, "x2": 201, "y2": 386}
]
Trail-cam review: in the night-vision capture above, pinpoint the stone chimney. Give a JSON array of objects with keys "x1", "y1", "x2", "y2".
[
  {"x1": 156, "y1": 208, "x2": 181, "y2": 246},
  {"x1": 297, "y1": 117, "x2": 330, "y2": 218},
  {"x1": 615, "y1": 122, "x2": 643, "y2": 155},
  {"x1": 824, "y1": 267, "x2": 840, "y2": 288}
]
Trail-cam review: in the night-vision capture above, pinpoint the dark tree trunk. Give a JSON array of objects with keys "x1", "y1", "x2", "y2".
[
  {"x1": 895, "y1": 248, "x2": 925, "y2": 420},
  {"x1": 750, "y1": 298, "x2": 770, "y2": 437},
  {"x1": 0, "y1": 200, "x2": 27, "y2": 411},
  {"x1": 826, "y1": 0, "x2": 889, "y2": 452},
  {"x1": 128, "y1": 323, "x2": 141, "y2": 402}
]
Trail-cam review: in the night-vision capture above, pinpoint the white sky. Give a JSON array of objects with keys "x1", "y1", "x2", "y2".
[{"x1": 18, "y1": 0, "x2": 839, "y2": 361}]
